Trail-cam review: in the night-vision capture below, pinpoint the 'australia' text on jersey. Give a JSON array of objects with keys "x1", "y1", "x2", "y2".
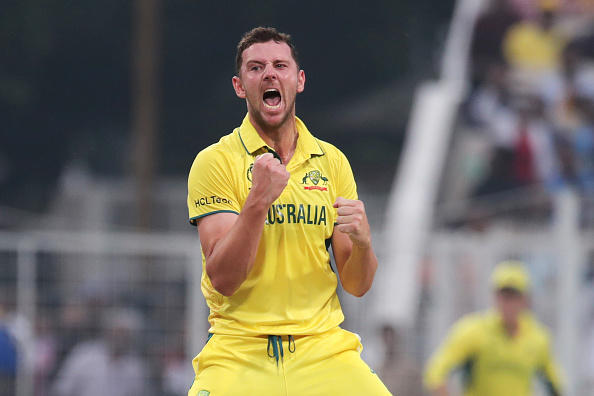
[{"x1": 266, "y1": 204, "x2": 327, "y2": 226}]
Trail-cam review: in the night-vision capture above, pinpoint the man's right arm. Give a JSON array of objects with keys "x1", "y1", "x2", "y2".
[
  {"x1": 539, "y1": 330, "x2": 564, "y2": 396},
  {"x1": 424, "y1": 316, "x2": 478, "y2": 396},
  {"x1": 197, "y1": 153, "x2": 289, "y2": 296}
]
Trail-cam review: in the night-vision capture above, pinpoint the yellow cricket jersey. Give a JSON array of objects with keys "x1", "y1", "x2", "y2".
[
  {"x1": 187, "y1": 115, "x2": 357, "y2": 337},
  {"x1": 502, "y1": 22, "x2": 565, "y2": 72},
  {"x1": 424, "y1": 310, "x2": 563, "y2": 396}
]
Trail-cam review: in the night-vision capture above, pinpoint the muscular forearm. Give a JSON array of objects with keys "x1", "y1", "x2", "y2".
[
  {"x1": 339, "y1": 243, "x2": 377, "y2": 297},
  {"x1": 202, "y1": 153, "x2": 289, "y2": 296},
  {"x1": 332, "y1": 197, "x2": 377, "y2": 297},
  {"x1": 204, "y1": 195, "x2": 269, "y2": 296}
]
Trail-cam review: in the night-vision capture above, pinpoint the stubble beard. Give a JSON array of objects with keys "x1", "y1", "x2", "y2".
[{"x1": 248, "y1": 93, "x2": 297, "y2": 133}]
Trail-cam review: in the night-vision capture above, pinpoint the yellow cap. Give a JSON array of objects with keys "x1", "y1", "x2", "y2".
[{"x1": 491, "y1": 261, "x2": 530, "y2": 293}]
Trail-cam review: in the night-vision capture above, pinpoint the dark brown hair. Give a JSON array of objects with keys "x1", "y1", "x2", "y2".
[{"x1": 235, "y1": 27, "x2": 299, "y2": 75}]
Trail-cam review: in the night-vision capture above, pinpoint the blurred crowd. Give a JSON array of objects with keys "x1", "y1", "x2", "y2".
[
  {"x1": 459, "y1": 0, "x2": 594, "y2": 390},
  {"x1": 459, "y1": 0, "x2": 594, "y2": 225},
  {"x1": 0, "y1": 284, "x2": 192, "y2": 396}
]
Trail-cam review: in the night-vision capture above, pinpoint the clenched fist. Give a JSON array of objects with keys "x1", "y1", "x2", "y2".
[
  {"x1": 333, "y1": 197, "x2": 371, "y2": 247},
  {"x1": 251, "y1": 153, "x2": 290, "y2": 206}
]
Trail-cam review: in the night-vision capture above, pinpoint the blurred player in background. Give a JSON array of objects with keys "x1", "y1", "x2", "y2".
[
  {"x1": 186, "y1": 27, "x2": 390, "y2": 395},
  {"x1": 424, "y1": 261, "x2": 564, "y2": 396}
]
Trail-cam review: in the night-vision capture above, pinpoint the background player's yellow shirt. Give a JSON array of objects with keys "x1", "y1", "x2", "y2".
[
  {"x1": 187, "y1": 115, "x2": 357, "y2": 336},
  {"x1": 424, "y1": 310, "x2": 563, "y2": 396}
]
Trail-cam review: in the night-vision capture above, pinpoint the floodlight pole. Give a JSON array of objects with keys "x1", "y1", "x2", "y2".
[{"x1": 132, "y1": 0, "x2": 161, "y2": 231}]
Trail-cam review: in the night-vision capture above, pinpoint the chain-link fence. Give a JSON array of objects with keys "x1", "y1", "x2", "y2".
[{"x1": 0, "y1": 231, "x2": 206, "y2": 396}]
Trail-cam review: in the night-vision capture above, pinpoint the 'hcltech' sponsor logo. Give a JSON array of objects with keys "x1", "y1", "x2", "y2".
[
  {"x1": 194, "y1": 195, "x2": 233, "y2": 207},
  {"x1": 265, "y1": 204, "x2": 327, "y2": 225}
]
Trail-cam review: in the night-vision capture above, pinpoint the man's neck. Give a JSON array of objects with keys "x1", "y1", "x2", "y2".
[
  {"x1": 502, "y1": 319, "x2": 520, "y2": 338},
  {"x1": 250, "y1": 115, "x2": 299, "y2": 164}
]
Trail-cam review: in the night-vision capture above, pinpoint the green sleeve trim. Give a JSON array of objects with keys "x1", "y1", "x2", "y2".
[
  {"x1": 461, "y1": 358, "x2": 475, "y2": 392},
  {"x1": 538, "y1": 370, "x2": 560, "y2": 396},
  {"x1": 189, "y1": 210, "x2": 240, "y2": 226}
]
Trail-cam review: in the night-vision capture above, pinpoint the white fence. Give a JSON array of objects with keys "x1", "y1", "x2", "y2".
[{"x1": 0, "y1": 230, "x2": 206, "y2": 396}]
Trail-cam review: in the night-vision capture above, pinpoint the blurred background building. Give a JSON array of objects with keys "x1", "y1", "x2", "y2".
[{"x1": 1, "y1": 0, "x2": 594, "y2": 395}]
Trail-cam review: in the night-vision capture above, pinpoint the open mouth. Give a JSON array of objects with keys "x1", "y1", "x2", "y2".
[{"x1": 263, "y1": 88, "x2": 282, "y2": 109}]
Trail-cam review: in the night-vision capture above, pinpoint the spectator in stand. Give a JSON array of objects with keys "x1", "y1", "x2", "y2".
[
  {"x1": 0, "y1": 292, "x2": 17, "y2": 396},
  {"x1": 50, "y1": 307, "x2": 149, "y2": 396},
  {"x1": 574, "y1": 96, "x2": 594, "y2": 225},
  {"x1": 503, "y1": 0, "x2": 567, "y2": 86},
  {"x1": 573, "y1": 29, "x2": 594, "y2": 60},
  {"x1": 466, "y1": 61, "x2": 512, "y2": 127},
  {"x1": 473, "y1": 91, "x2": 561, "y2": 200},
  {"x1": 538, "y1": 42, "x2": 594, "y2": 132},
  {"x1": 0, "y1": 287, "x2": 34, "y2": 396},
  {"x1": 53, "y1": 288, "x2": 106, "y2": 374},
  {"x1": 573, "y1": 96, "x2": 594, "y2": 194}
]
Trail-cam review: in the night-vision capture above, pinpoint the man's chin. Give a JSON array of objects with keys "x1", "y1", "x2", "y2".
[{"x1": 253, "y1": 110, "x2": 292, "y2": 130}]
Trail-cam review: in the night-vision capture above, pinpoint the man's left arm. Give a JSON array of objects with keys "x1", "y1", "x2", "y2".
[
  {"x1": 540, "y1": 335, "x2": 564, "y2": 396},
  {"x1": 331, "y1": 196, "x2": 378, "y2": 297}
]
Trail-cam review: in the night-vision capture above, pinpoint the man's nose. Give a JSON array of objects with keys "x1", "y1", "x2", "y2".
[{"x1": 263, "y1": 64, "x2": 277, "y2": 80}]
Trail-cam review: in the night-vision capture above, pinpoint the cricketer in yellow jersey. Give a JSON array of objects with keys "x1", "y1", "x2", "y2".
[
  {"x1": 186, "y1": 27, "x2": 390, "y2": 395},
  {"x1": 424, "y1": 261, "x2": 564, "y2": 396}
]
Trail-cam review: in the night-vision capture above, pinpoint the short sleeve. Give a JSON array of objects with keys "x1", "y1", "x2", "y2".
[
  {"x1": 538, "y1": 331, "x2": 564, "y2": 395},
  {"x1": 187, "y1": 147, "x2": 241, "y2": 225},
  {"x1": 424, "y1": 316, "x2": 480, "y2": 390},
  {"x1": 335, "y1": 150, "x2": 358, "y2": 201}
]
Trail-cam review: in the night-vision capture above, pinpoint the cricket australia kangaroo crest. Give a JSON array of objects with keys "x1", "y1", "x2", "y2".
[{"x1": 302, "y1": 170, "x2": 328, "y2": 191}]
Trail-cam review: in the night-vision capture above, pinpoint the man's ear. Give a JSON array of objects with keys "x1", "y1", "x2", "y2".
[
  {"x1": 232, "y1": 76, "x2": 246, "y2": 98},
  {"x1": 297, "y1": 70, "x2": 305, "y2": 93}
]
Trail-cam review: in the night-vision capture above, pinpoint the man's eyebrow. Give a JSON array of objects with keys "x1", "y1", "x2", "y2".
[{"x1": 245, "y1": 58, "x2": 291, "y2": 65}]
